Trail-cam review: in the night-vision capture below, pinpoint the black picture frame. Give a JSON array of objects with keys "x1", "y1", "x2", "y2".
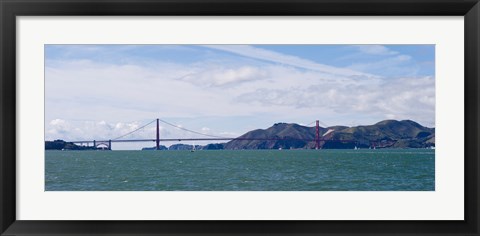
[{"x1": 1, "y1": 0, "x2": 479, "y2": 235}]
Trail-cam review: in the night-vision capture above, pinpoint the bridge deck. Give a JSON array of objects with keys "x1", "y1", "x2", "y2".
[{"x1": 71, "y1": 138, "x2": 355, "y2": 143}]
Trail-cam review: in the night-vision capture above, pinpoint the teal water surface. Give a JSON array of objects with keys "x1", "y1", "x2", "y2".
[{"x1": 45, "y1": 149, "x2": 434, "y2": 191}]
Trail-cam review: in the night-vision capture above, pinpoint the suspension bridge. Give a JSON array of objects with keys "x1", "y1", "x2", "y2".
[{"x1": 70, "y1": 118, "x2": 358, "y2": 150}]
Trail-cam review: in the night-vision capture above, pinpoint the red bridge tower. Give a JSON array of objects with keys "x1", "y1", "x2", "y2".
[{"x1": 315, "y1": 120, "x2": 320, "y2": 149}]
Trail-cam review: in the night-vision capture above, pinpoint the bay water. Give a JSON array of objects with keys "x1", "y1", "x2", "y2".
[{"x1": 45, "y1": 149, "x2": 434, "y2": 191}]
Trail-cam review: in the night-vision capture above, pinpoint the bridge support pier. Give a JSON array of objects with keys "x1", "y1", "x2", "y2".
[{"x1": 108, "y1": 139, "x2": 112, "y2": 150}]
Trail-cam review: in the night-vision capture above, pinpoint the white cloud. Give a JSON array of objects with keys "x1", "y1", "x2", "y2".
[
  {"x1": 354, "y1": 45, "x2": 399, "y2": 56},
  {"x1": 233, "y1": 76, "x2": 435, "y2": 127},
  {"x1": 46, "y1": 58, "x2": 434, "y2": 126},
  {"x1": 50, "y1": 118, "x2": 67, "y2": 126},
  {"x1": 47, "y1": 119, "x2": 71, "y2": 137}
]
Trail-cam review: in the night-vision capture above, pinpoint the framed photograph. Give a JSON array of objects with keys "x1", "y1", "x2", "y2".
[{"x1": 1, "y1": 0, "x2": 479, "y2": 235}]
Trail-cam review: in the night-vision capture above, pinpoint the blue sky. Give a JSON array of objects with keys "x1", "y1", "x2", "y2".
[{"x1": 45, "y1": 45, "x2": 435, "y2": 149}]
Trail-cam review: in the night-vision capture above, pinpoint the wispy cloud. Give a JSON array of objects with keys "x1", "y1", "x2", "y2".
[
  {"x1": 203, "y1": 45, "x2": 377, "y2": 78},
  {"x1": 348, "y1": 55, "x2": 416, "y2": 77},
  {"x1": 180, "y1": 66, "x2": 269, "y2": 87},
  {"x1": 340, "y1": 45, "x2": 433, "y2": 78}
]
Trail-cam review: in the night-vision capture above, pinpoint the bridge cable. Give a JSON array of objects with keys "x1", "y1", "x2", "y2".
[
  {"x1": 158, "y1": 118, "x2": 231, "y2": 139},
  {"x1": 112, "y1": 119, "x2": 156, "y2": 140},
  {"x1": 318, "y1": 120, "x2": 329, "y2": 127}
]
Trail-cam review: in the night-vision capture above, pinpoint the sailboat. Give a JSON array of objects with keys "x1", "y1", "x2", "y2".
[{"x1": 191, "y1": 143, "x2": 195, "y2": 152}]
